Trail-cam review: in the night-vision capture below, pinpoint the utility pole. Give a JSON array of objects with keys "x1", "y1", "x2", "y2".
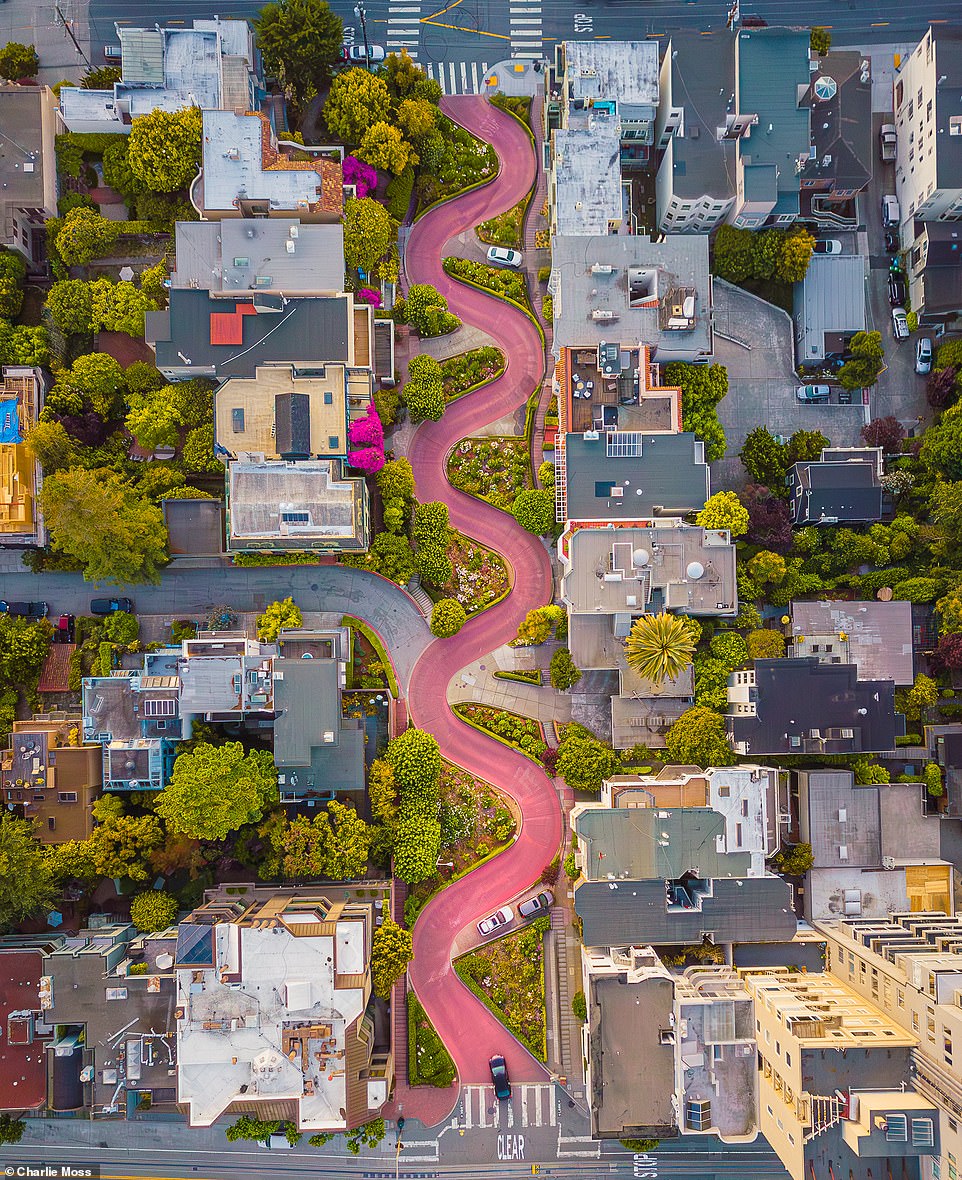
[
  {"x1": 55, "y1": 4, "x2": 91, "y2": 68},
  {"x1": 354, "y1": 1, "x2": 371, "y2": 70}
]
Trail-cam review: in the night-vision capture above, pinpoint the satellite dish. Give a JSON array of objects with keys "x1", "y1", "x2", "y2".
[
  {"x1": 632, "y1": 549, "x2": 650, "y2": 567},
  {"x1": 686, "y1": 561, "x2": 705, "y2": 580},
  {"x1": 813, "y1": 75, "x2": 837, "y2": 101}
]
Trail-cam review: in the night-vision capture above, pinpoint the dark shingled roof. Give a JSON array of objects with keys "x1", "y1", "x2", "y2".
[
  {"x1": 789, "y1": 457, "x2": 882, "y2": 524},
  {"x1": 275, "y1": 391, "x2": 311, "y2": 459},
  {"x1": 273, "y1": 658, "x2": 365, "y2": 796}
]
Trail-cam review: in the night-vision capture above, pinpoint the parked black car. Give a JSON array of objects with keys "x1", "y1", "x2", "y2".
[
  {"x1": 888, "y1": 272, "x2": 906, "y2": 307},
  {"x1": 489, "y1": 1055, "x2": 511, "y2": 1101},
  {"x1": 90, "y1": 597, "x2": 134, "y2": 615},
  {"x1": 884, "y1": 230, "x2": 899, "y2": 254},
  {"x1": 0, "y1": 601, "x2": 48, "y2": 618}
]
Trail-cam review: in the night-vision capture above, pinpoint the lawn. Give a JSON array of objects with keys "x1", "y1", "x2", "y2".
[
  {"x1": 408, "y1": 992, "x2": 456, "y2": 1088},
  {"x1": 404, "y1": 761, "x2": 517, "y2": 924},
  {"x1": 454, "y1": 703, "x2": 547, "y2": 760},
  {"x1": 447, "y1": 437, "x2": 532, "y2": 511},
  {"x1": 440, "y1": 346, "x2": 505, "y2": 401},
  {"x1": 455, "y1": 917, "x2": 550, "y2": 1061},
  {"x1": 442, "y1": 533, "x2": 509, "y2": 614}
]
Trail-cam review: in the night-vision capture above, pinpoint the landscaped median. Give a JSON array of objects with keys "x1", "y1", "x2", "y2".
[
  {"x1": 442, "y1": 256, "x2": 533, "y2": 314},
  {"x1": 447, "y1": 436, "x2": 533, "y2": 511},
  {"x1": 408, "y1": 992, "x2": 457, "y2": 1088},
  {"x1": 452, "y1": 702, "x2": 547, "y2": 762},
  {"x1": 454, "y1": 917, "x2": 550, "y2": 1062},
  {"x1": 340, "y1": 614, "x2": 400, "y2": 698},
  {"x1": 440, "y1": 346, "x2": 506, "y2": 403}
]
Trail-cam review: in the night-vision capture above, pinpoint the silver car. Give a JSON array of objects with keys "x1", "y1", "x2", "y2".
[
  {"x1": 477, "y1": 906, "x2": 514, "y2": 936},
  {"x1": 518, "y1": 890, "x2": 553, "y2": 918}
]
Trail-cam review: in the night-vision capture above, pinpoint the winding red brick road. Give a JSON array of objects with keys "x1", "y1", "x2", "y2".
[{"x1": 402, "y1": 97, "x2": 564, "y2": 1116}]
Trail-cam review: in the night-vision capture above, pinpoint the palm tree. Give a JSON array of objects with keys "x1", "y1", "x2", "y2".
[{"x1": 624, "y1": 612, "x2": 696, "y2": 687}]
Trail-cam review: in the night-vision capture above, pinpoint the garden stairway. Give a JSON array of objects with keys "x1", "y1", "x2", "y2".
[{"x1": 550, "y1": 905, "x2": 586, "y2": 1103}]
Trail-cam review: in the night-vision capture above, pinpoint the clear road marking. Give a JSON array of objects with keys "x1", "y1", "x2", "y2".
[
  {"x1": 388, "y1": 0, "x2": 421, "y2": 50},
  {"x1": 460, "y1": 60, "x2": 468, "y2": 88}
]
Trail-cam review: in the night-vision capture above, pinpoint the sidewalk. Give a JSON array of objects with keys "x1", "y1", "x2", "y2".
[{"x1": 447, "y1": 644, "x2": 573, "y2": 727}]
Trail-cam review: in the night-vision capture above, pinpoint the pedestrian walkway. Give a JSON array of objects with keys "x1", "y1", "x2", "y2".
[
  {"x1": 447, "y1": 646, "x2": 572, "y2": 727},
  {"x1": 509, "y1": 0, "x2": 543, "y2": 60},
  {"x1": 459, "y1": 1083, "x2": 556, "y2": 1129},
  {"x1": 386, "y1": 1, "x2": 421, "y2": 56},
  {"x1": 422, "y1": 59, "x2": 490, "y2": 95}
]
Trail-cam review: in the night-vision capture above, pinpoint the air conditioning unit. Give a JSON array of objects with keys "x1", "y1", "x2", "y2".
[{"x1": 882, "y1": 856, "x2": 896, "y2": 870}]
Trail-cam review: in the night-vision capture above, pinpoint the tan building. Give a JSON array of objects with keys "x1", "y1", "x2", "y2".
[
  {"x1": 1, "y1": 716, "x2": 102, "y2": 843},
  {"x1": 818, "y1": 912, "x2": 962, "y2": 1180},
  {"x1": 740, "y1": 965, "x2": 938, "y2": 1180},
  {"x1": 175, "y1": 886, "x2": 392, "y2": 1132},
  {"x1": 0, "y1": 366, "x2": 46, "y2": 546}
]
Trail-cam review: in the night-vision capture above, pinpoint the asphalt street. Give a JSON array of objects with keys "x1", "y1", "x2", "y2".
[{"x1": 0, "y1": 563, "x2": 431, "y2": 686}]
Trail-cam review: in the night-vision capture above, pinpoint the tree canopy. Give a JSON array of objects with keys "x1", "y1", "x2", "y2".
[
  {"x1": 344, "y1": 198, "x2": 393, "y2": 273},
  {"x1": 664, "y1": 707, "x2": 736, "y2": 767},
  {"x1": 662, "y1": 362, "x2": 728, "y2": 462},
  {"x1": 696, "y1": 490, "x2": 749, "y2": 537},
  {"x1": 256, "y1": 597, "x2": 303, "y2": 642},
  {"x1": 255, "y1": 0, "x2": 343, "y2": 107},
  {"x1": 324, "y1": 69, "x2": 392, "y2": 144},
  {"x1": 512, "y1": 488, "x2": 556, "y2": 535},
  {"x1": 371, "y1": 917, "x2": 413, "y2": 999},
  {"x1": 625, "y1": 613, "x2": 696, "y2": 686},
  {"x1": 0, "y1": 42, "x2": 39, "y2": 80},
  {"x1": 130, "y1": 890, "x2": 179, "y2": 932},
  {"x1": 0, "y1": 815, "x2": 58, "y2": 928},
  {"x1": 430, "y1": 598, "x2": 466, "y2": 637},
  {"x1": 128, "y1": 106, "x2": 203, "y2": 193},
  {"x1": 556, "y1": 727, "x2": 620, "y2": 792},
  {"x1": 155, "y1": 743, "x2": 278, "y2": 840}
]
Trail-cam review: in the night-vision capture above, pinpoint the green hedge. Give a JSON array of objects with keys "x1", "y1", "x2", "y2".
[
  {"x1": 386, "y1": 165, "x2": 416, "y2": 222},
  {"x1": 452, "y1": 703, "x2": 546, "y2": 762},
  {"x1": 341, "y1": 614, "x2": 400, "y2": 699},
  {"x1": 895, "y1": 734, "x2": 923, "y2": 747},
  {"x1": 55, "y1": 131, "x2": 124, "y2": 177},
  {"x1": 493, "y1": 669, "x2": 542, "y2": 685},
  {"x1": 407, "y1": 992, "x2": 456, "y2": 1087}
]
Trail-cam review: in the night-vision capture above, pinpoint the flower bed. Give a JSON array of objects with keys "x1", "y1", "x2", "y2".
[
  {"x1": 455, "y1": 917, "x2": 549, "y2": 1061},
  {"x1": 440, "y1": 346, "x2": 505, "y2": 401},
  {"x1": 453, "y1": 703, "x2": 546, "y2": 760},
  {"x1": 443, "y1": 257, "x2": 530, "y2": 310},
  {"x1": 447, "y1": 437, "x2": 532, "y2": 511},
  {"x1": 477, "y1": 196, "x2": 528, "y2": 249},
  {"x1": 408, "y1": 992, "x2": 456, "y2": 1088},
  {"x1": 441, "y1": 533, "x2": 509, "y2": 614},
  {"x1": 404, "y1": 762, "x2": 517, "y2": 924},
  {"x1": 415, "y1": 115, "x2": 498, "y2": 214}
]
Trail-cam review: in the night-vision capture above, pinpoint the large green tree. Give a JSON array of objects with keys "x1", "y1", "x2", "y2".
[
  {"x1": 344, "y1": 197, "x2": 393, "y2": 273},
  {"x1": 40, "y1": 467, "x2": 168, "y2": 585},
  {"x1": 664, "y1": 707, "x2": 736, "y2": 767},
  {"x1": 0, "y1": 815, "x2": 58, "y2": 927},
  {"x1": 55, "y1": 207, "x2": 121, "y2": 267},
  {"x1": 0, "y1": 42, "x2": 39, "y2": 80},
  {"x1": 61, "y1": 351, "x2": 126, "y2": 418},
  {"x1": 323, "y1": 69, "x2": 392, "y2": 144},
  {"x1": 696, "y1": 491, "x2": 749, "y2": 537},
  {"x1": 556, "y1": 727, "x2": 620, "y2": 792},
  {"x1": 128, "y1": 106, "x2": 203, "y2": 193},
  {"x1": 370, "y1": 917, "x2": 413, "y2": 998},
  {"x1": 838, "y1": 330, "x2": 884, "y2": 390},
  {"x1": 359, "y1": 122, "x2": 417, "y2": 174},
  {"x1": 281, "y1": 801, "x2": 370, "y2": 879},
  {"x1": 256, "y1": 597, "x2": 303, "y2": 642},
  {"x1": 256, "y1": 0, "x2": 343, "y2": 108},
  {"x1": 130, "y1": 890, "x2": 179, "y2": 932},
  {"x1": 156, "y1": 743, "x2": 277, "y2": 840},
  {"x1": 0, "y1": 615, "x2": 52, "y2": 687},
  {"x1": 45, "y1": 279, "x2": 93, "y2": 335},
  {"x1": 512, "y1": 488, "x2": 555, "y2": 535},
  {"x1": 404, "y1": 354, "x2": 445, "y2": 423},
  {"x1": 662, "y1": 362, "x2": 728, "y2": 462},
  {"x1": 625, "y1": 613, "x2": 696, "y2": 686}
]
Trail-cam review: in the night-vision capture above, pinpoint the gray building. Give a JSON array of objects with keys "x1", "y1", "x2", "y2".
[
  {"x1": 908, "y1": 221, "x2": 962, "y2": 327},
  {"x1": 561, "y1": 431, "x2": 709, "y2": 524},
  {"x1": 550, "y1": 234, "x2": 713, "y2": 363},
  {"x1": 796, "y1": 769, "x2": 882, "y2": 869},
  {"x1": 788, "y1": 446, "x2": 884, "y2": 525},
  {"x1": 794, "y1": 254, "x2": 867, "y2": 363},
  {"x1": 790, "y1": 599, "x2": 914, "y2": 686},
  {"x1": 171, "y1": 220, "x2": 345, "y2": 297},
  {"x1": 0, "y1": 86, "x2": 58, "y2": 266},
  {"x1": 800, "y1": 52, "x2": 874, "y2": 217}
]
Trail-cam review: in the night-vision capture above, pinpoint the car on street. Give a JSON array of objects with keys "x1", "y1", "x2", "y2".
[
  {"x1": 343, "y1": 43, "x2": 386, "y2": 63},
  {"x1": 54, "y1": 614, "x2": 75, "y2": 642},
  {"x1": 486, "y1": 246, "x2": 523, "y2": 269},
  {"x1": 257, "y1": 1132, "x2": 293, "y2": 1150},
  {"x1": 892, "y1": 307, "x2": 910, "y2": 339},
  {"x1": 888, "y1": 272, "x2": 906, "y2": 306},
  {"x1": 884, "y1": 230, "x2": 899, "y2": 254},
  {"x1": 879, "y1": 123, "x2": 897, "y2": 162},
  {"x1": 916, "y1": 336, "x2": 933, "y2": 375},
  {"x1": 813, "y1": 239, "x2": 842, "y2": 255},
  {"x1": 796, "y1": 384, "x2": 830, "y2": 403},
  {"x1": 518, "y1": 890, "x2": 553, "y2": 918},
  {"x1": 477, "y1": 906, "x2": 513, "y2": 936},
  {"x1": 881, "y1": 194, "x2": 900, "y2": 227},
  {"x1": 90, "y1": 597, "x2": 134, "y2": 615},
  {"x1": 0, "y1": 601, "x2": 48, "y2": 618},
  {"x1": 489, "y1": 1054, "x2": 512, "y2": 1101}
]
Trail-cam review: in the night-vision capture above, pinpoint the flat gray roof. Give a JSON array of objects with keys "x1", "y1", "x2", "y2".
[
  {"x1": 563, "y1": 40, "x2": 659, "y2": 111},
  {"x1": 0, "y1": 87, "x2": 53, "y2": 238},
  {"x1": 173, "y1": 220, "x2": 345, "y2": 296},
  {"x1": 933, "y1": 30, "x2": 962, "y2": 190},
  {"x1": 564, "y1": 431, "x2": 709, "y2": 521},
  {"x1": 552, "y1": 127, "x2": 623, "y2": 236},
  {"x1": 664, "y1": 32, "x2": 737, "y2": 200},
  {"x1": 790, "y1": 599, "x2": 914, "y2": 686},
  {"x1": 795, "y1": 254, "x2": 867, "y2": 362},
  {"x1": 551, "y1": 234, "x2": 712, "y2": 361},
  {"x1": 796, "y1": 770, "x2": 882, "y2": 869},
  {"x1": 589, "y1": 973, "x2": 675, "y2": 1137}
]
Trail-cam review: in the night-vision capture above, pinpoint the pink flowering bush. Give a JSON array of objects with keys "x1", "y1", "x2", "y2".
[
  {"x1": 343, "y1": 155, "x2": 377, "y2": 199},
  {"x1": 347, "y1": 404, "x2": 385, "y2": 474},
  {"x1": 356, "y1": 287, "x2": 383, "y2": 309}
]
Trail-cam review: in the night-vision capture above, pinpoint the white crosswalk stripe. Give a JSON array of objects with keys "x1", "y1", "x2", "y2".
[
  {"x1": 386, "y1": 0, "x2": 421, "y2": 57},
  {"x1": 460, "y1": 1084, "x2": 556, "y2": 1129},
  {"x1": 509, "y1": 0, "x2": 542, "y2": 59},
  {"x1": 421, "y1": 60, "x2": 489, "y2": 95}
]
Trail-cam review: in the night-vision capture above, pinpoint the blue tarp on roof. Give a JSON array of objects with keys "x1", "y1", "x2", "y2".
[{"x1": 0, "y1": 398, "x2": 21, "y2": 444}]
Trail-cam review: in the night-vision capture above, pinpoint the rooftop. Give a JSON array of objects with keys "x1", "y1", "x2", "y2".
[
  {"x1": 551, "y1": 235, "x2": 712, "y2": 362},
  {"x1": 560, "y1": 344, "x2": 682, "y2": 437},
  {"x1": 0, "y1": 948, "x2": 49, "y2": 1110},
  {"x1": 726, "y1": 658, "x2": 901, "y2": 756},
  {"x1": 789, "y1": 448, "x2": 883, "y2": 525},
  {"x1": 560, "y1": 40, "x2": 659, "y2": 113},
  {"x1": 0, "y1": 366, "x2": 44, "y2": 543},
  {"x1": 273, "y1": 658, "x2": 365, "y2": 797},
  {"x1": 796, "y1": 769, "x2": 882, "y2": 868},
  {"x1": 0, "y1": 87, "x2": 56, "y2": 249},
  {"x1": 561, "y1": 523, "x2": 736, "y2": 621},
  {"x1": 226, "y1": 459, "x2": 369, "y2": 552},
  {"x1": 795, "y1": 254, "x2": 867, "y2": 362},
  {"x1": 198, "y1": 110, "x2": 343, "y2": 217},
  {"x1": 551, "y1": 126, "x2": 624, "y2": 236},
  {"x1": 563, "y1": 431, "x2": 709, "y2": 522},
  {"x1": 790, "y1": 599, "x2": 914, "y2": 686},
  {"x1": 662, "y1": 32, "x2": 738, "y2": 201},
  {"x1": 172, "y1": 220, "x2": 345, "y2": 296},
  {"x1": 1, "y1": 719, "x2": 102, "y2": 844},
  {"x1": 802, "y1": 51, "x2": 873, "y2": 195},
  {"x1": 931, "y1": 28, "x2": 962, "y2": 190}
]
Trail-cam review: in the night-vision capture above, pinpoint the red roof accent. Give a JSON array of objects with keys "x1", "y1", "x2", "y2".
[
  {"x1": 237, "y1": 302, "x2": 258, "y2": 316},
  {"x1": 0, "y1": 950, "x2": 47, "y2": 1110},
  {"x1": 210, "y1": 312, "x2": 244, "y2": 346}
]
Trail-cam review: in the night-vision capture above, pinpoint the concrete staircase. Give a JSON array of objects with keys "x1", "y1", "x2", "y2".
[
  {"x1": 406, "y1": 578, "x2": 435, "y2": 618},
  {"x1": 550, "y1": 906, "x2": 584, "y2": 1097}
]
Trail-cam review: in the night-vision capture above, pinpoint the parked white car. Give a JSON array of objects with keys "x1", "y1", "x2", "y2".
[
  {"x1": 477, "y1": 906, "x2": 514, "y2": 936},
  {"x1": 486, "y1": 246, "x2": 523, "y2": 268},
  {"x1": 813, "y1": 239, "x2": 842, "y2": 255},
  {"x1": 891, "y1": 308, "x2": 909, "y2": 339},
  {"x1": 916, "y1": 337, "x2": 933, "y2": 374}
]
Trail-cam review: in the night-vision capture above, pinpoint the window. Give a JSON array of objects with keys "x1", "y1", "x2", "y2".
[
  {"x1": 324, "y1": 392, "x2": 333, "y2": 405},
  {"x1": 58, "y1": 792, "x2": 77, "y2": 803},
  {"x1": 718, "y1": 786, "x2": 731, "y2": 797},
  {"x1": 897, "y1": 988, "x2": 905, "y2": 1008},
  {"x1": 231, "y1": 407, "x2": 245, "y2": 433},
  {"x1": 47, "y1": 817, "x2": 55, "y2": 831},
  {"x1": 908, "y1": 100, "x2": 914, "y2": 119},
  {"x1": 927, "y1": 99, "x2": 933, "y2": 122},
  {"x1": 951, "y1": 116, "x2": 962, "y2": 137},
  {"x1": 912, "y1": 1011, "x2": 920, "y2": 1031},
  {"x1": 328, "y1": 435, "x2": 339, "y2": 449},
  {"x1": 785, "y1": 1051, "x2": 791, "y2": 1066},
  {"x1": 918, "y1": 87, "x2": 923, "y2": 107},
  {"x1": 741, "y1": 799, "x2": 749, "y2": 816}
]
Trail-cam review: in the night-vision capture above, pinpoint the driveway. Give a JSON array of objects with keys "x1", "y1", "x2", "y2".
[
  {"x1": 402, "y1": 97, "x2": 563, "y2": 1097},
  {"x1": 713, "y1": 280, "x2": 867, "y2": 490},
  {"x1": 0, "y1": 565, "x2": 430, "y2": 689}
]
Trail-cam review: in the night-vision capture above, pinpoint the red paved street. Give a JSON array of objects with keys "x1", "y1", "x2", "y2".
[{"x1": 401, "y1": 97, "x2": 564, "y2": 1112}]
